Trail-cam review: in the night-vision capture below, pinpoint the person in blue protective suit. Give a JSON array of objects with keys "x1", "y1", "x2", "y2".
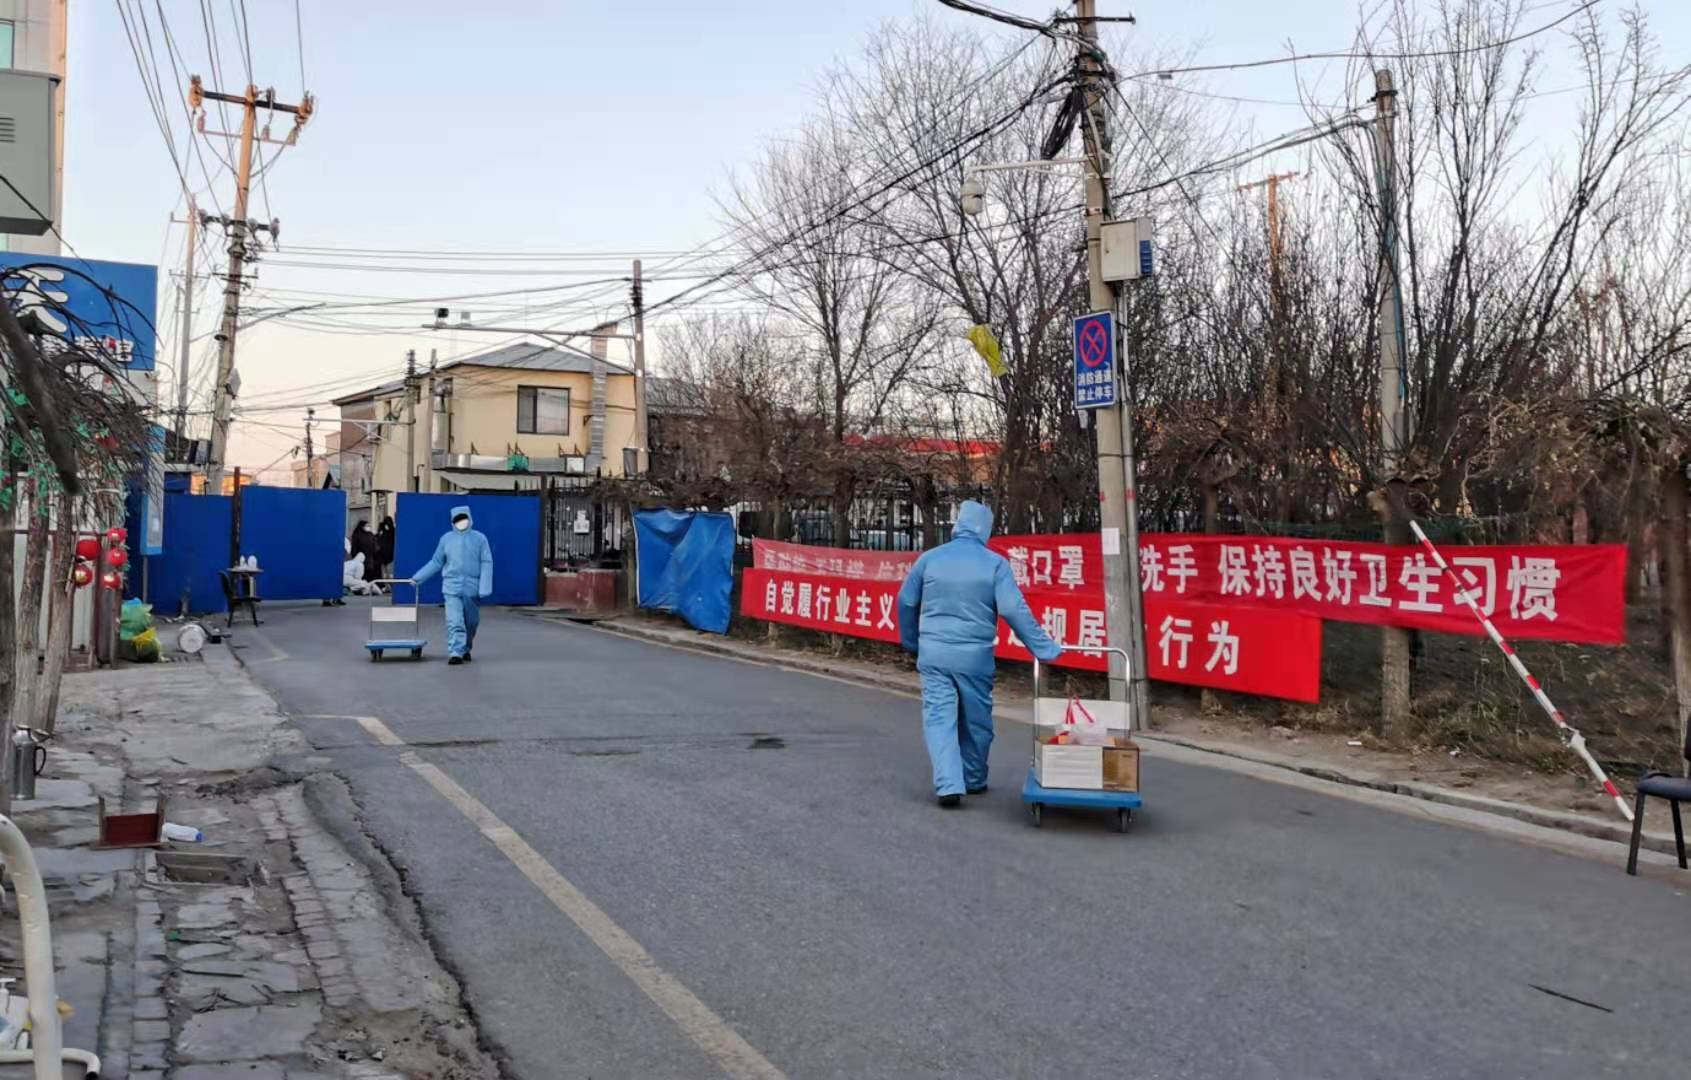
[
  {"x1": 898, "y1": 500, "x2": 1062, "y2": 807},
  {"x1": 412, "y1": 506, "x2": 494, "y2": 666}
]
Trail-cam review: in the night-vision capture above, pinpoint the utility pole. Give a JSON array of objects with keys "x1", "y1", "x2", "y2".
[
  {"x1": 419, "y1": 349, "x2": 437, "y2": 494},
  {"x1": 403, "y1": 349, "x2": 418, "y2": 493},
  {"x1": 1372, "y1": 68, "x2": 1412, "y2": 734},
  {"x1": 1076, "y1": 0, "x2": 1150, "y2": 722},
  {"x1": 192, "y1": 76, "x2": 314, "y2": 492},
  {"x1": 1240, "y1": 170, "x2": 1302, "y2": 520},
  {"x1": 1238, "y1": 171, "x2": 1299, "y2": 281},
  {"x1": 631, "y1": 260, "x2": 649, "y2": 474},
  {"x1": 172, "y1": 197, "x2": 199, "y2": 441},
  {"x1": 303, "y1": 407, "x2": 315, "y2": 487}
]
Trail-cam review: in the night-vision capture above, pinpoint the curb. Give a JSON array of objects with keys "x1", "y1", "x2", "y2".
[{"x1": 588, "y1": 615, "x2": 1680, "y2": 858}]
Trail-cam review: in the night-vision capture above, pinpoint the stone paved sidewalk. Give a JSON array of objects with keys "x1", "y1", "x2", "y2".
[{"x1": 2, "y1": 645, "x2": 498, "y2": 1079}]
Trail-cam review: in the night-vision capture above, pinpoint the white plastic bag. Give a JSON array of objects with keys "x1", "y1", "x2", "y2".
[{"x1": 1063, "y1": 698, "x2": 1114, "y2": 746}]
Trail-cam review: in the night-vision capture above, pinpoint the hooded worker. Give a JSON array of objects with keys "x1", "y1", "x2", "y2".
[
  {"x1": 897, "y1": 500, "x2": 1061, "y2": 807},
  {"x1": 412, "y1": 505, "x2": 494, "y2": 665}
]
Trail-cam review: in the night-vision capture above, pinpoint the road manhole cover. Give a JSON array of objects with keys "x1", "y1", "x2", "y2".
[{"x1": 153, "y1": 852, "x2": 265, "y2": 887}]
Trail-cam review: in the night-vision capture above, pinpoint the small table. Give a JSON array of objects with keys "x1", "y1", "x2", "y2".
[{"x1": 220, "y1": 567, "x2": 263, "y2": 628}]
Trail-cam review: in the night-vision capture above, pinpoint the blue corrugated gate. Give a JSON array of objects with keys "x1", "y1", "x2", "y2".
[
  {"x1": 241, "y1": 487, "x2": 347, "y2": 602},
  {"x1": 138, "y1": 487, "x2": 346, "y2": 615},
  {"x1": 146, "y1": 493, "x2": 232, "y2": 614},
  {"x1": 394, "y1": 492, "x2": 542, "y2": 606}
]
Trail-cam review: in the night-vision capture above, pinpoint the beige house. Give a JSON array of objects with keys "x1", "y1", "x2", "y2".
[{"x1": 334, "y1": 343, "x2": 641, "y2": 513}]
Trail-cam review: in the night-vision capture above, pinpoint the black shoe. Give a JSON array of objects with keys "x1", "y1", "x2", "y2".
[
  {"x1": 937, "y1": 794, "x2": 962, "y2": 809},
  {"x1": 463, "y1": 651, "x2": 473, "y2": 663},
  {"x1": 967, "y1": 784, "x2": 988, "y2": 795},
  {"x1": 448, "y1": 656, "x2": 463, "y2": 666}
]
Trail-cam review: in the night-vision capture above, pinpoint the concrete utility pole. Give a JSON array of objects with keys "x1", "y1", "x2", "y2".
[
  {"x1": 631, "y1": 260, "x2": 649, "y2": 474},
  {"x1": 403, "y1": 349, "x2": 418, "y2": 493},
  {"x1": 1372, "y1": 68, "x2": 1412, "y2": 733},
  {"x1": 1076, "y1": 0, "x2": 1151, "y2": 721},
  {"x1": 172, "y1": 197, "x2": 198, "y2": 440},
  {"x1": 303, "y1": 407, "x2": 315, "y2": 487},
  {"x1": 193, "y1": 76, "x2": 314, "y2": 492}
]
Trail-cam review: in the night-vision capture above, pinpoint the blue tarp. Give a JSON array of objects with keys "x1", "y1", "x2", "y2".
[
  {"x1": 394, "y1": 492, "x2": 541, "y2": 606},
  {"x1": 241, "y1": 486, "x2": 346, "y2": 601},
  {"x1": 634, "y1": 509, "x2": 735, "y2": 634}
]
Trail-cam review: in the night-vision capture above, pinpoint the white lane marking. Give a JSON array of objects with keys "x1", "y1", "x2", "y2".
[{"x1": 334, "y1": 712, "x2": 787, "y2": 1080}]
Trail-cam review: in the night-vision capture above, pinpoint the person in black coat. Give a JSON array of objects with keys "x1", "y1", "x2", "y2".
[
  {"x1": 377, "y1": 516, "x2": 396, "y2": 579},
  {"x1": 350, "y1": 521, "x2": 382, "y2": 583}
]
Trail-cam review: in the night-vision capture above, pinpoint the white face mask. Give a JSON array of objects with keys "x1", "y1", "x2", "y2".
[{"x1": 453, "y1": 519, "x2": 470, "y2": 532}]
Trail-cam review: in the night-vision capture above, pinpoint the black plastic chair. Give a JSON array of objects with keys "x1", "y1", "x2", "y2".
[{"x1": 1626, "y1": 770, "x2": 1691, "y2": 875}]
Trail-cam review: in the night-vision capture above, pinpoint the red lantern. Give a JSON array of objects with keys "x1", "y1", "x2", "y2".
[
  {"x1": 72, "y1": 564, "x2": 94, "y2": 588},
  {"x1": 105, "y1": 547, "x2": 128, "y2": 569},
  {"x1": 75, "y1": 538, "x2": 100, "y2": 561},
  {"x1": 105, "y1": 527, "x2": 127, "y2": 546},
  {"x1": 100, "y1": 570, "x2": 121, "y2": 590}
]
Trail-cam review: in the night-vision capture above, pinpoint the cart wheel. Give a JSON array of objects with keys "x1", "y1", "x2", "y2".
[
  {"x1": 1116, "y1": 808, "x2": 1132, "y2": 833},
  {"x1": 370, "y1": 650, "x2": 382, "y2": 662},
  {"x1": 411, "y1": 648, "x2": 423, "y2": 659},
  {"x1": 1029, "y1": 803, "x2": 1043, "y2": 828}
]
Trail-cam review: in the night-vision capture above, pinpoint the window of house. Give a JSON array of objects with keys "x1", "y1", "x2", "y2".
[
  {"x1": 0, "y1": 21, "x2": 14, "y2": 68},
  {"x1": 517, "y1": 386, "x2": 570, "y2": 435}
]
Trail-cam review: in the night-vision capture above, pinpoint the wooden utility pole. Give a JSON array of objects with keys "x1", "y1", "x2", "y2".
[
  {"x1": 632, "y1": 260, "x2": 649, "y2": 474},
  {"x1": 1077, "y1": 0, "x2": 1150, "y2": 722},
  {"x1": 303, "y1": 407, "x2": 316, "y2": 487},
  {"x1": 192, "y1": 76, "x2": 314, "y2": 492},
  {"x1": 419, "y1": 349, "x2": 437, "y2": 494},
  {"x1": 403, "y1": 350, "x2": 418, "y2": 493},
  {"x1": 1372, "y1": 69, "x2": 1412, "y2": 734},
  {"x1": 1238, "y1": 171, "x2": 1300, "y2": 281},
  {"x1": 172, "y1": 197, "x2": 199, "y2": 440}
]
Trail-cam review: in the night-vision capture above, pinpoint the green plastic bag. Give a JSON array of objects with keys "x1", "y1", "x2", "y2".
[{"x1": 119, "y1": 599, "x2": 153, "y2": 642}]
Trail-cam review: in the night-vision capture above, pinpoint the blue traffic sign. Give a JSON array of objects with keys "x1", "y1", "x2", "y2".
[{"x1": 1073, "y1": 310, "x2": 1116, "y2": 410}]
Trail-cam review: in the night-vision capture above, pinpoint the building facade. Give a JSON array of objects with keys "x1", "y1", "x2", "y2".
[
  {"x1": 0, "y1": 0, "x2": 66, "y2": 255},
  {"x1": 336, "y1": 343, "x2": 642, "y2": 511}
]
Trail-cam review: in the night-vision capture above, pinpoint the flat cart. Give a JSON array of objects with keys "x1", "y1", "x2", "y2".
[
  {"x1": 1021, "y1": 646, "x2": 1143, "y2": 832},
  {"x1": 365, "y1": 579, "x2": 427, "y2": 661}
]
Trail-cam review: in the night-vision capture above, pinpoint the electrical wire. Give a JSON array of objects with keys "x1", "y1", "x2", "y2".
[
  {"x1": 294, "y1": 0, "x2": 307, "y2": 90},
  {"x1": 1126, "y1": 0, "x2": 1603, "y2": 82},
  {"x1": 232, "y1": 0, "x2": 255, "y2": 85}
]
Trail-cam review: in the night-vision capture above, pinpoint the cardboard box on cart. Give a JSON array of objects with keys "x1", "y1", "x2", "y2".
[{"x1": 1032, "y1": 726, "x2": 1140, "y2": 792}]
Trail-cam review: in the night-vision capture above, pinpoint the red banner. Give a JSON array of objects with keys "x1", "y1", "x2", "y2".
[
  {"x1": 990, "y1": 534, "x2": 1626, "y2": 646},
  {"x1": 752, "y1": 534, "x2": 1626, "y2": 645},
  {"x1": 741, "y1": 568, "x2": 1324, "y2": 702}
]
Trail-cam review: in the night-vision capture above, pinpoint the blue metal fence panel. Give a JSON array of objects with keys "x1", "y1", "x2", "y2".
[
  {"x1": 241, "y1": 486, "x2": 347, "y2": 601},
  {"x1": 148, "y1": 493, "x2": 232, "y2": 615},
  {"x1": 394, "y1": 492, "x2": 541, "y2": 605}
]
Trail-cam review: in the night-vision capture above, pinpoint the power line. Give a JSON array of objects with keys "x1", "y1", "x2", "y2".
[
  {"x1": 1126, "y1": 0, "x2": 1603, "y2": 82},
  {"x1": 232, "y1": 0, "x2": 255, "y2": 84},
  {"x1": 293, "y1": 0, "x2": 307, "y2": 89}
]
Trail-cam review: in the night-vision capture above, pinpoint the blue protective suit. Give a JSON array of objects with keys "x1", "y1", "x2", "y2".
[
  {"x1": 412, "y1": 505, "x2": 494, "y2": 659},
  {"x1": 897, "y1": 501, "x2": 1061, "y2": 797}
]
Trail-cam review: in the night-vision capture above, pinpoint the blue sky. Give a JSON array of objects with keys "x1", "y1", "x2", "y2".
[{"x1": 64, "y1": 1, "x2": 1688, "y2": 472}]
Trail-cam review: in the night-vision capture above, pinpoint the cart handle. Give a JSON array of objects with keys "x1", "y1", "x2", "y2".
[{"x1": 1033, "y1": 644, "x2": 1130, "y2": 701}]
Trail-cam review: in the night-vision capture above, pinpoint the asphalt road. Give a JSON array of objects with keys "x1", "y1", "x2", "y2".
[{"x1": 241, "y1": 602, "x2": 1691, "y2": 1080}]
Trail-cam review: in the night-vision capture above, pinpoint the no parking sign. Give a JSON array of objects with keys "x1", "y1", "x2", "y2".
[{"x1": 1073, "y1": 310, "x2": 1116, "y2": 410}]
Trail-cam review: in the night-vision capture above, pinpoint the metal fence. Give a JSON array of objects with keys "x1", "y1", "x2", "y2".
[{"x1": 543, "y1": 477, "x2": 630, "y2": 569}]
